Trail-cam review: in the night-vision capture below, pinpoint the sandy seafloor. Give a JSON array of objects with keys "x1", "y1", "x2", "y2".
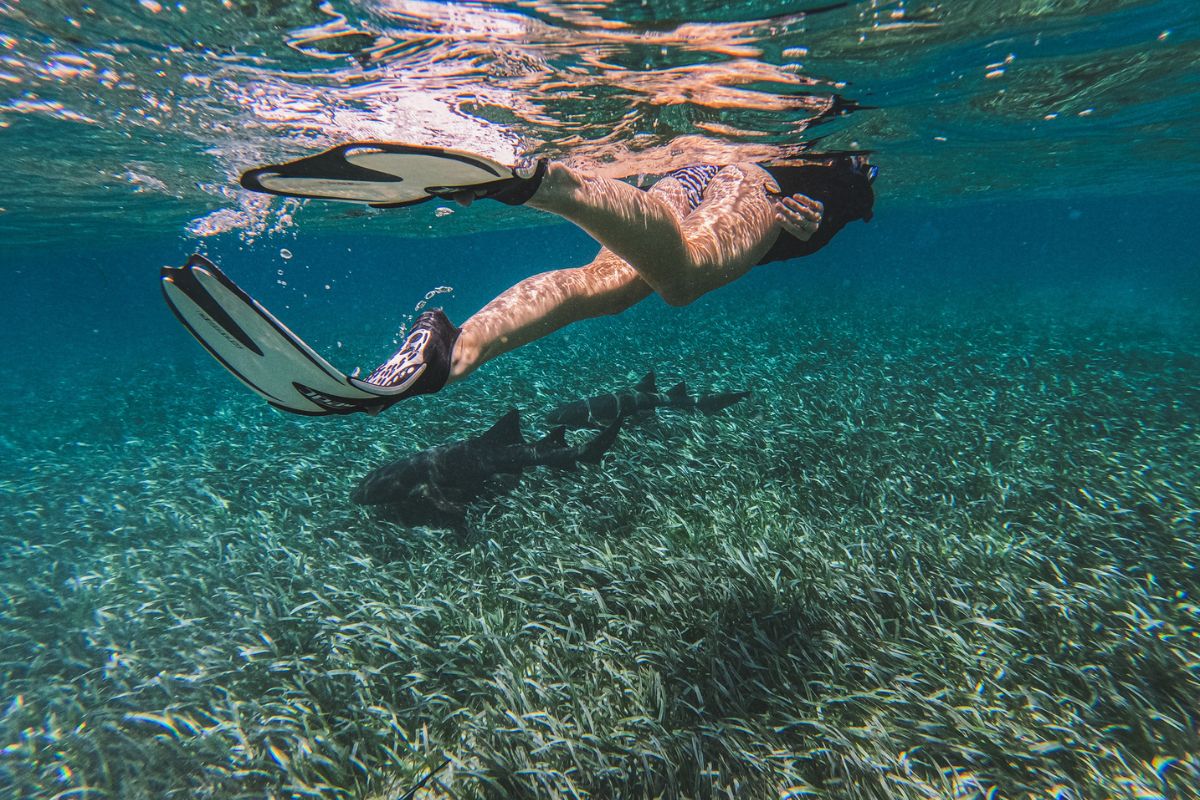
[{"x1": 1, "y1": 195, "x2": 1198, "y2": 799}]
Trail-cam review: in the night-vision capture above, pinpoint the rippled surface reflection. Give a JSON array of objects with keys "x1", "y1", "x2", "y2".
[{"x1": 0, "y1": 0, "x2": 1196, "y2": 243}]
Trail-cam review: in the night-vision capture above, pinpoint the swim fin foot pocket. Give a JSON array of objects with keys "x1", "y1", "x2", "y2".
[
  {"x1": 354, "y1": 309, "x2": 460, "y2": 400},
  {"x1": 161, "y1": 254, "x2": 452, "y2": 416},
  {"x1": 425, "y1": 158, "x2": 548, "y2": 206},
  {"x1": 238, "y1": 142, "x2": 545, "y2": 208}
]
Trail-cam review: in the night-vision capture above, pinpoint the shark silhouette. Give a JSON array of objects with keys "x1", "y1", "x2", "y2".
[
  {"x1": 352, "y1": 408, "x2": 621, "y2": 524},
  {"x1": 546, "y1": 371, "x2": 750, "y2": 428}
]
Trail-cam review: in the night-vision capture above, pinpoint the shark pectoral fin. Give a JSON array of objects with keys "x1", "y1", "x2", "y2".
[
  {"x1": 414, "y1": 484, "x2": 468, "y2": 521},
  {"x1": 392, "y1": 493, "x2": 468, "y2": 529},
  {"x1": 418, "y1": 482, "x2": 470, "y2": 505},
  {"x1": 491, "y1": 474, "x2": 522, "y2": 491},
  {"x1": 430, "y1": 495, "x2": 468, "y2": 518},
  {"x1": 412, "y1": 482, "x2": 439, "y2": 500}
]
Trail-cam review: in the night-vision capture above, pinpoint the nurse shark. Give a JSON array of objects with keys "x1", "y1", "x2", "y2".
[
  {"x1": 546, "y1": 371, "x2": 750, "y2": 428},
  {"x1": 352, "y1": 408, "x2": 621, "y2": 525}
]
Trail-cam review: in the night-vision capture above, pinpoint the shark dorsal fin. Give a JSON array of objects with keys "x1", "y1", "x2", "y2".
[
  {"x1": 539, "y1": 426, "x2": 568, "y2": 447},
  {"x1": 479, "y1": 408, "x2": 523, "y2": 445},
  {"x1": 634, "y1": 371, "x2": 656, "y2": 393},
  {"x1": 667, "y1": 381, "x2": 689, "y2": 401}
]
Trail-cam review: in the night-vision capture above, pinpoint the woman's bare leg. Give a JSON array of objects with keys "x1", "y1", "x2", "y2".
[
  {"x1": 526, "y1": 162, "x2": 781, "y2": 305},
  {"x1": 447, "y1": 178, "x2": 694, "y2": 382},
  {"x1": 449, "y1": 251, "x2": 651, "y2": 382},
  {"x1": 446, "y1": 164, "x2": 785, "y2": 383}
]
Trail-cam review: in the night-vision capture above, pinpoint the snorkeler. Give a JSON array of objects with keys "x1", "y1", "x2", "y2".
[{"x1": 163, "y1": 145, "x2": 875, "y2": 416}]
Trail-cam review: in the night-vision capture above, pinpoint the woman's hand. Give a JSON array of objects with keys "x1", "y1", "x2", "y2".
[{"x1": 775, "y1": 193, "x2": 823, "y2": 241}]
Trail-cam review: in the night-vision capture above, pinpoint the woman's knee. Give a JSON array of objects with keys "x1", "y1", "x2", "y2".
[
  {"x1": 657, "y1": 280, "x2": 702, "y2": 307},
  {"x1": 593, "y1": 280, "x2": 653, "y2": 315},
  {"x1": 575, "y1": 260, "x2": 648, "y2": 313}
]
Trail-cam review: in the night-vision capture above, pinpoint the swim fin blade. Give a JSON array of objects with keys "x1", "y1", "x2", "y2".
[
  {"x1": 161, "y1": 254, "x2": 408, "y2": 416},
  {"x1": 239, "y1": 142, "x2": 517, "y2": 208}
]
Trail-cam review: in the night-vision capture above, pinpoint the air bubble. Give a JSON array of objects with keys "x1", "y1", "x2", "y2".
[
  {"x1": 413, "y1": 285, "x2": 453, "y2": 314},
  {"x1": 279, "y1": 248, "x2": 292, "y2": 259}
]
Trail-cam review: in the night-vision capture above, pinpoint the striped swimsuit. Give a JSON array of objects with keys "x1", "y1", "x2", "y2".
[{"x1": 662, "y1": 164, "x2": 722, "y2": 211}]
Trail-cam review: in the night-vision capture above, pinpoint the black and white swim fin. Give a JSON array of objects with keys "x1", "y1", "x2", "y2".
[
  {"x1": 161, "y1": 254, "x2": 410, "y2": 416},
  {"x1": 239, "y1": 142, "x2": 541, "y2": 208}
]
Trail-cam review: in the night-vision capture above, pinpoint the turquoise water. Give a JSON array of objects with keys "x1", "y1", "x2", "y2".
[{"x1": 3, "y1": 1, "x2": 1200, "y2": 798}]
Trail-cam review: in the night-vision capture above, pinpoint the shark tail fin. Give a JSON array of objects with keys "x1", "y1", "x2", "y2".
[
  {"x1": 667, "y1": 381, "x2": 689, "y2": 402},
  {"x1": 538, "y1": 426, "x2": 568, "y2": 447},
  {"x1": 479, "y1": 408, "x2": 524, "y2": 445},
  {"x1": 697, "y1": 391, "x2": 752, "y2": 415},
  {"x1": 579, "y1": 416, "x2": 623, "y2": 464},
  {"x1": 634, "y1": 371, "x2": 656, "y2": 393}
]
